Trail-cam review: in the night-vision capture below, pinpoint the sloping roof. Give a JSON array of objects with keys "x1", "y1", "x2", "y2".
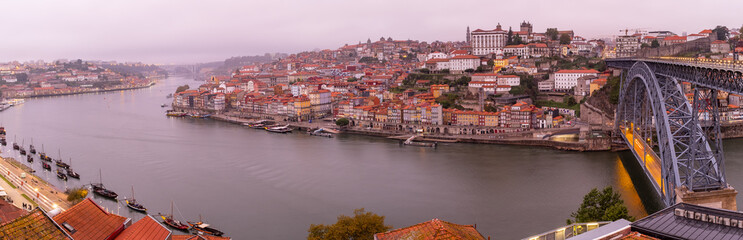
[
  {"x1": 0, "y1": 208, "x2": 71, "y2": 239},
  {"x1": 556, "y1": 69, "x2": 599, "y2": 74},
  {"x1": 0, "y1": 198, "x2": 25, "y2": 224},
  {"x1": 631, "y1": 203, "x2": 743, "y2": 239},
  {"x1": 569, "y1": 219, "x2": 631, "y2": 240},
  {"x1": 114, "y1": 215, "x2": 171, "y2": 240},
  {"x1": 374, "y1": 219, "x2": 486, "y2": 240},
  {"x1": 53, "y1": 198, "x2": 129, "y2": 240},
  {"x1": 172, "y1": 234, "x2": 231, "y2": 240}
]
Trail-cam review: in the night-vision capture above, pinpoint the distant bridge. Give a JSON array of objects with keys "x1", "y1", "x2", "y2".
[{"x1": 606, "y1": 57, "x2": 742, "y2": 209}]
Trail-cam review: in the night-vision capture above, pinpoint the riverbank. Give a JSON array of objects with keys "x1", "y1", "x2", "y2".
[
  {"x1": 0, "y1": 156, "x2": 71, "y2": 211},
  {"x1": 5, "y1": 81, "x2": 156, "y2": 99},
  {"x1": 206, "y1": 113, "x2": 612, "y2": 151}
]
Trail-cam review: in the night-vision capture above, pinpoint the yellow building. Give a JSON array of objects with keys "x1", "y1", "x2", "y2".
[
  {"x1": 430, "y1": 84, "x2": 450, "y2": 98},
  {"x1": 294, "y1": 96, "x2": 312, "y2": 120}
]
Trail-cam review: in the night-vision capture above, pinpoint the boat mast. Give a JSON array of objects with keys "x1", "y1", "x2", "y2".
[
  {"x1": 131, "y1": 186, "x2": 135, "y2": 200},
  {"x1": 99, "y1": 169, "x2": 103, "y2": 185}
]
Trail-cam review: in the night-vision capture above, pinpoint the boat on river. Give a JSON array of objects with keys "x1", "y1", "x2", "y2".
[
  {"x1": 29, "y1": 139, "x2": 36, "y2": 154},
  {"x1": 266, "y1": 125, "x2": 292, "y2": 133},
  {"x1": 0, "y1": 138, "x2": 6, "y2": 146},
  {"x1": 56, "y1": 169, "x2": 67, "y2": 181},
  {"x1": 42, "y1": 162, "x2": 51, "y2": 170},
  {"x1": 92, "y1": 170, "x2": 118, "y2": 200},
  {"x1": 188, "y1": 216, "x2": 224, "y2": 236},
  {"x1": 55, "y1": 150, "x2": 70, "y2": 169},
  {"x1": 309, "y1": 128, "x2": 334, "y2": 138},
  {"x1": 66, "y1": 158, "x2": 80, "y2": 179},
  {"x1": 161, "y1": 202, "x2": 189, "y2": 232},
  {"x1": 189, "y1": 113, "x2": 211, "y2": 118},
  {"x1": 125, "y1": 186, "x2": 147, "y2": 213},
  {"x1": 400, "y1": 135, "x2": 438, "y2": 148},
  {"x1": 0, "y1": 127, "x2": 5, "y2": 136},
  {"x1": 26, "y1": 155, "x2": 33, "y2": 163},
  {"x1": 166, "y1": 110, "x2": 187, "y2": 117}
]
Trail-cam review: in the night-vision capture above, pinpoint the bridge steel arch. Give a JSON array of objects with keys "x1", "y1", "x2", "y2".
[{"x1": 614, "y1": 61, "x2": 725, "y2": 206}]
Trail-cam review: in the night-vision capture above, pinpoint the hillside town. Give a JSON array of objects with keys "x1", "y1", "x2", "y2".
[
  {"x1": 0, "y1": 60, "x2": 165, "y2": 98},
  {"x1": 172, "y1": 22, "x2": 743, "y2": 138}
]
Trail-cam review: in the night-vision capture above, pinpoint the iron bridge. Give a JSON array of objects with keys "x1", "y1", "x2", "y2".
[{"x1": 606, "y1": 57, "x2": 743, "y2": 206}]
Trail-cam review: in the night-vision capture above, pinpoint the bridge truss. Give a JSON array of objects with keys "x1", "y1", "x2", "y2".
[{"x1": 608, "y1": 58, "x2": 738, "y2": 206}]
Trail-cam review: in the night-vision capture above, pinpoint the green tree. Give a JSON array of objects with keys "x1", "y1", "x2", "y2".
[
  {"x1": 308, "y1": 208, "x2": 391, "y2": 240},
  {"x1": 559, "y1": 33, "x2": 572, "y2": 45},
  {"x1": 507, "y1": 27, "x2": 514, "y2": 45},
  {"x1": 546, "y1": 28, "x2": 559, "y2": 41},
  {"x1": 335, "y1": 118, "x2": 350, "y2": 127},
  {"x1": 509, "y1": 86, "x2": 524, "y2": 95},
  {"x1": 487, "y1": 59, "x2": 495, "y2": 66},
  {"x1": 66, "y1": 187, "x2": 88, "y2": 204},
  {"x1": 418, "y1": 68, "x2": 430, "y2": 74},
  {"x1": 484, "y1": 104, "x2": 498, "y2": 112},
  {"x1": 640, "y1": 43, "x2": 650, "y2": 49},
  {"x1": 713, "y1": 25, "x2": 729, "y2": 41},
  {"x1": 564, "y1": 95, "x2": 577, "y2": 106},
  {"x1": 175, "y1": 84, "x2": 190, "y2": 93},
  {"x1": 347, "y1": 77, "x2": 358, "y2": 82},
  {"x1": 651, "y1": 39, "x2": 660, "y2": 48},
  {"x1": 567, "y1": 186, "x2": 635, "y2": 224}
]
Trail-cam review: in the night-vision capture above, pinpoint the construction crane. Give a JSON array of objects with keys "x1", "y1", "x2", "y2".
[{"x1": 619, "y1": 28, "x2": 648, "y2": 36}]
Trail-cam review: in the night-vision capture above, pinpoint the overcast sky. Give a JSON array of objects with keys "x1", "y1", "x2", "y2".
[{"x1": 0, "y1": 0, "x2": 740, "y2": 64}]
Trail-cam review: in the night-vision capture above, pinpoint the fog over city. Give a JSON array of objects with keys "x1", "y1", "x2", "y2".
[{"x1": 1, "y1": 0, "x2": 740, "y2": 64}]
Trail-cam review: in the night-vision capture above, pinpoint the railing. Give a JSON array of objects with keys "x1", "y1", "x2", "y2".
[{"x1": 648, "y1": 56, "x2": 743, "y2": 70}]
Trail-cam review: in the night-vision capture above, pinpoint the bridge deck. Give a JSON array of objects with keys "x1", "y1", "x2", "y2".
[{"x1": 621, "y1": 124, "x2": 664, "y2": 196}]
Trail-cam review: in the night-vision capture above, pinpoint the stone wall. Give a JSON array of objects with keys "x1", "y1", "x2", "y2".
[
  {"x1": 580, "y1": 102, "x2": 613, "y2": 127},
  {"x1": 634, "y1": 38, "x2": 711, "y2": 58}
]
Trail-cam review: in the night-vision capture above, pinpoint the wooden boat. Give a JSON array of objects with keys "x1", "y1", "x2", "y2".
[
  {"x1": 188, "y1": 217, "x2": 224, "y2": 236},
  {"x1": 309, "y1": 128, "x2": 334, "y2": 138},
  {"x1": 166, "y1": 110, "x2": 187, "y2": 117},
  {"x1": 19, "y1": 147, "x2": 26, "y2": 155},
  {"x1": 0, "y1": 127, "x2": 5, "y2": 136},
  {"x1": 66, "y1": 158, "x2": 80, "y2": 179},
  {"x1": 26, "y1": 155, "x2": 33, "y2": 163},
  {"x1": 92, "y1": 170, "x2": 118, "y2": 200},
  {"x1": 42, "y1": 162, "x2": 51, "y2": 170},
  {"x1": 55, "y1": 150, "x2": 69, "y2": 169},
  {"x1": 161, "y1": 202, "x2": 189, "y2": 231},
  {"x1": 0, "y1": 138, "x2": 6, "y2": 146},
  {"x1": 29, "y1": 139, "x2": 35, "y2": 154},
  {"x1": 125, "y1": 186, "x2": 147, "y2": 213},
  {"x1": 56, "y1": 169, "x2": 67, "y2": 181},
  {"x1": 189, "y1": 113, "x2": 211, "y2": 118},
  {"x1": 266, "y1": 125, "x2": 292, "y2": 133},
  {"x1": 12, "y1": 143, "x2": 18, "y2": 150},
  {"x1": 161, "y1": 104, "x2": 167, "y2": 108}
]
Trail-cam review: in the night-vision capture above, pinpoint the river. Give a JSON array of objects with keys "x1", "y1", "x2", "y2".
[{"x1": 3, "y1": 76, "x2": 743, "y2": 239}]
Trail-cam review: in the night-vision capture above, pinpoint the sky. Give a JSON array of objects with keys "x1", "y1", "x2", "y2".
[{"x1": 0, "y1": 0, "x2": 741, "y2": 64}]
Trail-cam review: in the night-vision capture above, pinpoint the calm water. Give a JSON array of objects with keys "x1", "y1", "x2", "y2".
[{"x1": 5, "y1": 76, "x2": 742, "y2": 239}]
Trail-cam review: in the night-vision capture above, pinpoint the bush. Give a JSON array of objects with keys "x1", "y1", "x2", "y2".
[
  {"x1": 308, "y1": 208, "x2": 391, "y2": 240},
  {"x1": 66, "y1": 187, "x2": 88, "y2": 204},
  {"x1": 335, "y1": 118, "x2": 350, "y2": 127},
  {"x1": 567, "y1": 186, "x2": 635, "y2": 224}
]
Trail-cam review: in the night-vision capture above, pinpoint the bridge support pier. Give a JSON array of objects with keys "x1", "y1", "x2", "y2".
[{"x1": 675, "y1": 185, "x2": 738, "y2": 211}]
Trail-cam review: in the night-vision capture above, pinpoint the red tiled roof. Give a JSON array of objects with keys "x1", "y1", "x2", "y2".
[
  {"x1": 0, "y1": 208, "x2": 71, "y2": 239},
  {"x1": 375, "y1": 219, "x2": 485, "y2": 240},
  {"x1": 700, "y1": 29, "x2": 713, "y2": 34},
  {"x1": 114, "y1": 215, "x2": 171, "y2": 240},
  {"x1": 0, "y1": 199, "x2": 25, "y2": 224},
  {"x1": 451, "y1": 55, "x2": 480, "y2": 59},
  {"x1": 663, "y1": 36, "x2": 687, "y2": 41},
  {"x1": 556, "y1": 69, "x2": 599, "y2": 74},
  {"x1": 172, "y1": 234, "x2": 231, "y2": 240},
  {"x1": 53, "y1": 198, "x2": 129, "y2": 240}
]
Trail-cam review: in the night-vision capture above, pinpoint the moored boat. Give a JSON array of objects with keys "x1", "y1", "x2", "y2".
[
  {"x1": 19, "y1": 147, "x2": 26, "y2": 155},
  {"x1": 166, "y1": 110, "x2": 188, "y2": 117},
  {"x1": 26, "y1": 155, "x2": 33, "y2": 163},
  {"x1": 12, "y1": 143, "x2": 18, "y2": 150},
  {"x1": 92, "y1": 169, "x2": 118, "y2": 200},
  {"x1": 188, "y1": 220, "x2": 224, "y2": 236},
  {"x1": 266, "y1": 125, "x2": 292, "y2": 133},
  {"x1": 0, "y1": 138, "x2": 6, "y2": 146},
  {"x1": 125, "y1": 186, "x2": 147, "y2": 213},
  {"x1": 66, "y1": 158, "x2": 80, "y2": 179},
  {"x1": 161, "y1": 202, "x2": 189, "y2": 231},
  {"x1": 42, "y1": 162, "x2": 51, "y2": 170},
  {"x1": 55, "y1": 150, "x2": 69, "y2": 169},
  {"x1": 56, "y1": 169, "x2": 67, "y2": 181},
  {"x1": 0, "y1": 127, "x2": 5, "y2": 136}
]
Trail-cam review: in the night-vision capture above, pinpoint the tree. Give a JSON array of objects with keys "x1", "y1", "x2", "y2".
[
  {"x1": 640, "y1": 43, "x2": 650, "y2": 49},
  {"x1": 464, "y1": 68, "x2": 475, "y2": 73},
  {"x1": 308, "y1": 208, "x2": 391, "y2": 240},
  {"x1": 567, "y1": 186, "x2": 635, "y2": 224},
  {"x1": 651, "y1": 39, "x2": 660, "y2": 48},
  {"x1": 713, "y1": 25, "x2": 729, "y2": 41},
  {"x1": 484, "y1": 104, "x2": 498, "y2": 112},
  {"x1": 418, "y1": 68, "x2": 430, "y2": 74},
  {"x1": 559, "y1": 33, "x2": 572, "y2": 45},
  {"x1": 335, "y1": 118, "x2": 350, "y2": 127},
  {"x1": 175, "y1": 84, "x2": 190, "y2": 93},
  {"x1": 546, "y1": 28, "x2": 559, "y2": 41},
  {"x1": 564, "y1": 95, "x2": 577, "y2": 106},
  {"x1": 487, "y1": 59, "x2": 495, "y2": 66},
  {"x1": 509, "y1": 86, "x2": 524, "y2": 95},
  {"x1": 66, "y1": 187, "x2": 88, "y2": 204},
  {"x1": 507, "y1": 27, "x2": 514, "y2": 45}
]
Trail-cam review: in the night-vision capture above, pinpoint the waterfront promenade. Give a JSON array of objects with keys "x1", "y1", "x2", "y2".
[{"x1": 0, "y1": 157, "x2": 70, "y2": 211}]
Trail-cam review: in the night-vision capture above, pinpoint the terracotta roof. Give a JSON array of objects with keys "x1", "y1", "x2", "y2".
[
  {"x1": 556, "y1": 69, "x2": 599, "y2": 74},
  {"x1": 374, "y1": 219, "x2": 485, "y2": 240},
  {"x1": 0, "y1": 198, "x2": 25, "y2": 224},
  {"x1": 172, "y1": 234, "x2": 231, "y2": 240},
  {"x1": 53, "y1": 198, "x2": 129, "y2": 240},
  {"x1": 114, "y1": 215, "x2": 171, "y2": 240},
  {"x1": 663, "y1": 35, "x2": 687, "y2": 41},
  {"x1": 0, "y1": 208, "x2": 71, "y2": 239},
  {"x1": 700, "y1": 29, "x2": 713, "y2": 34},
  {"x1": 451, "y1": 55, "x2": 480, "y2": 59}
]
